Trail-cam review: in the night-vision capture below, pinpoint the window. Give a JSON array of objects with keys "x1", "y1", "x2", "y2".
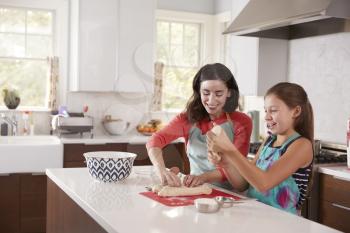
[
  {"x1": 0, "y1": 6, "x2": 53, "y2": 109},
  {"x1": 156, "y1": 20, "x2": 201, "y2": 111}
]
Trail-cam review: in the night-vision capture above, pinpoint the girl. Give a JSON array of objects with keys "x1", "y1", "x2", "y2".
[
  {"x1": 207, "y1": 82, "x2": 314, "y2": 214},
  {"x1": 146, "y1": 63, "x2": 252, "y2": 188}
]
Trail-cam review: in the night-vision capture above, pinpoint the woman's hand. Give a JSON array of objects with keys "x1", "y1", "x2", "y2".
[
  {"x1": 183, "y1": 174, "x2": 207, "y2": 187},
  {"x1": 154, "y1": 166, "x2": 182, "y2": 187}
]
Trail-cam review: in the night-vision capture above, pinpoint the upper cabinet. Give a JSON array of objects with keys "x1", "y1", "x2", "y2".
[
  {"x1": 115, "y1": 0, "x2": 155, "y2": 93},
  {"x1": 69, "y1": 0, "x2": 155, "y2": 93},
  {"x1": 229, "y1": 36, "x2": 288, "y2": 96},
  {"x1": 69, "y1": 0, "x2": 118, "y2": 91}
]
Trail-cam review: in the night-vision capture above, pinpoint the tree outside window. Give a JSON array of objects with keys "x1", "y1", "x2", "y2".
[
  {"x1": 156, "y1": 20, "x2": 201, "y2": 111},
  {"x1": 0, "y1": 7, "x2": 53, "y2": 109}
]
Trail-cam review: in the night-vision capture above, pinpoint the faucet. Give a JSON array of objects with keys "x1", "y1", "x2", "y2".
[{"x1": 0, "y1": 113, "x2": 18, "y2": 136}]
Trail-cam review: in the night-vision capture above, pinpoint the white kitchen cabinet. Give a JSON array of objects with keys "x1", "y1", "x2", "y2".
[
  {"x1": 69, "y1": 0, "x2": 118, "y2": 91},
  {"x1": 69, "y1": 0, "x2": 155, "y2": 93},
  {"x1": 115, "y1": 0, "x2": 155, "y2": 93},
  {"x1": 229, "y1": 36, "x2": 288, "y2": 96}
]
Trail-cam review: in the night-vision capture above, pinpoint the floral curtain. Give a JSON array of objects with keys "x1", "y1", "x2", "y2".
[
  {"x1": 47, "y1": 56, "x2": 59, "y2": 110},
  {"x1": 152, "y1": 62, "x2": 164, "y2": 111}
]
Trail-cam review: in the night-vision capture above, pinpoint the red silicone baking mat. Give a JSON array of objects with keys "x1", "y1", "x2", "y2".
[{"x1": 140, "y1": 189, "x2": 241, "y2": 207}]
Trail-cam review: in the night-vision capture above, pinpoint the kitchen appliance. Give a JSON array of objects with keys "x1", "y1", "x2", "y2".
[
  {"x1": 51, "y1": 113, "x2": 94, "y2": 138},
  {"x1": 224, "y1": 0, "x2": 350, "y2": 39},
  {"x1": 249, "y1": 141, "x2": 262, "y2": 155},
  {"x1": 304, "y1": 141, "x2": 347, "y2": 220},
  {"x1": 247, "y1": 110, "x2": 260, "y2": 143}
]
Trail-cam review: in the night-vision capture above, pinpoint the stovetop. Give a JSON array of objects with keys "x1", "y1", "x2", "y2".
[
  {"x1": 249, "y1": 142, "x2": 262, "y2": 154},
  {"x1": 316, "y1": 141, "x2": 347, "y2": 164},
  {"x1": 314, "y1": 151, "x2": 347, "y2": 164}
]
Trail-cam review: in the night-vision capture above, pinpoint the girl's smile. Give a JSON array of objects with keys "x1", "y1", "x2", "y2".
[{"x1": 264, "y1": 94, "x2": 298, "y2": 136}]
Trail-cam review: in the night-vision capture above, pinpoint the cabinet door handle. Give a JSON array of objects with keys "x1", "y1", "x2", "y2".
[
  {"x1": 332, "y1": 203, "x2": 350, "y2": 211},
  {"x1": 333, "y1": 175, "x2": 350, "y2": 182},
  {"x1": 32, "y1": 172, "x2": 45, "y2": 176}
]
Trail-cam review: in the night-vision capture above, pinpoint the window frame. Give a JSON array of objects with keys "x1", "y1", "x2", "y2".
[
  {"x1": 0, "y1": 0, "x2": 68, "y2": 112},
  {"x1": 0, "y1": 5, "x2": 55, "y2": 110},
  {"x1": 156, "y1": 19, "x2": 202, "y2": 68},
  {"x1": 155, "y1": 9, "x2": 214, "y2": 113}
]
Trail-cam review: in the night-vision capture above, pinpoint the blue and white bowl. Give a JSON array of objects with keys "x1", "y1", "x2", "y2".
[{"x1": 84, "y1": 151, "x2": 137, "y2": 182}]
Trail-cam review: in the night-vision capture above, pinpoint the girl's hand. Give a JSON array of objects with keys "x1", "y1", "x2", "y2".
[
  {"x1": 183, "y1": 174, "x2": 206, "y2": 187},
  {"x1": 206, "y1": 130, "x2": 235, "y2": 155},
  {"x1": 208, "y1": 150, "x2": 233, "y2": 169}
]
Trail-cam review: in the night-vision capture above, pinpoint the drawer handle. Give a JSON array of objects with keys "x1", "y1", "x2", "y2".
[
  {"x1": 84, "y1": 142, "x2": 107, "y2": 145},
  {"x1": 332, "y1": 203, "x2": 350, "y2": 211},
  {"x1": 333, "y1": 175, "x2": 350, "y2": 182},
  {"x1": 32, "y1": 172, "x2": 45, "y2": 176}
]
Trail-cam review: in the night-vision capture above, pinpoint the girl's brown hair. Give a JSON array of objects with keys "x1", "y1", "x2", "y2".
[
  {"x1": 265, "y1": 82, "x2": 314, "y2": 141},
  {"x1": 185, "y1": 63, "x2": 239, "y2": 124}
]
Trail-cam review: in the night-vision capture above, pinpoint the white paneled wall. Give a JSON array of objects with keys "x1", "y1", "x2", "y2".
[{"x1": 288, "y1": 33, "x2": 350, "y2": 144}]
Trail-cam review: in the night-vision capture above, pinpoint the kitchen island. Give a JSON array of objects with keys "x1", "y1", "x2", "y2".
[{"x1": 46, "y1": 166, "x2": 341, "y2": 233}]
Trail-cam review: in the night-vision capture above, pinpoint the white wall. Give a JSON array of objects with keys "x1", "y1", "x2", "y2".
[
  {"x1": 288, "y1": 33, "x2": 350, "y2": 144},
  {"x1": 157, "y1": 0, "x2": 214, "y2": 14},
  {"x1": 214, "y1": 0, "x2": 232, "y2": 14},
  {"x1": 66, "y1": 92, "x2": 152, "y2": 136}
]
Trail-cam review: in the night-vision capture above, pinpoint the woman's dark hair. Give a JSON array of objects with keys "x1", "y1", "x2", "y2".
[
  {"x1": 185, "y1": 63, "x2": 239, "y2": 123},
  {"x1": 265, "y1": 82, "x2": 314, "y2": 142}
]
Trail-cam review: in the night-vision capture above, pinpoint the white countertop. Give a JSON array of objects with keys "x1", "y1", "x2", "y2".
[
  {"x1": 318, "y1": 165, "x2": 350, "y2": 181},
  {"x1": 46, "y1": 166, "x2": 341, "y2": 233}
]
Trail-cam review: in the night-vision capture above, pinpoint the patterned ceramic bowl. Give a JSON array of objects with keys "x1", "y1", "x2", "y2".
[{"x1": 84, "y1": 151, "x2": 137, "y2": 182}]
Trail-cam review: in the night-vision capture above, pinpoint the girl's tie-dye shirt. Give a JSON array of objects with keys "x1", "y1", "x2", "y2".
[{"x1": 247, "y1": 133, "x2": 302, "y2": 214}]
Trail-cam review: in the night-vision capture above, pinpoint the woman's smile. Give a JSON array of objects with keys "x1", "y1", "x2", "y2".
[{"x1": 200, "y1": 80, "x2": 230, "y2": 118}]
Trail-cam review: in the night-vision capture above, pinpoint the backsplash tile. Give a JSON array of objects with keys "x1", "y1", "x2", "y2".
[{"x1": 289, "y1": 32, "x2": 350, "y2": 143}]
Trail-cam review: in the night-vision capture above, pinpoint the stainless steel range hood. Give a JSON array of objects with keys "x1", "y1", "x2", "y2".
[{"x1": 224, "y1": 0, "x2": 350, "y2": 39}]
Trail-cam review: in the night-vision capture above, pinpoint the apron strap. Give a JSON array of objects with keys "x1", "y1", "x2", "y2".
[
  {"x1": 280, "y1": 133, "x2": 301, "y2": 155},
  {"x1": 264, "y1": 133, "x2": 301, "y2": 151}
]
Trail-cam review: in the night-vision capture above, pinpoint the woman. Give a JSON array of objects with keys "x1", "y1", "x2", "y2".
[
  {"x1": 207, "y1": 82, "x2": 314, "y2": 214},
  {"x1": 146, "y1": 63, "x2": 252, "y2": 188}
]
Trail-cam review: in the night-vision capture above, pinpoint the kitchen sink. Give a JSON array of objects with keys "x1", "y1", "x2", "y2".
[{"x1": 0, "y1": 136, "x2": 63, "y2": 174}]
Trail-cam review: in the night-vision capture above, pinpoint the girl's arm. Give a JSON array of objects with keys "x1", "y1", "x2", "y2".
[
  {"x1": 211, "y1": 137, "x2": 267, "y2": 191},
  {"x1": 207, "y1": 131, "x2": 313, "y2": 192}
]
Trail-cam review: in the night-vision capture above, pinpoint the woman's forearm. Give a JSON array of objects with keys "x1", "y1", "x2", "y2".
[{"x1": 147, "y1": 147, "x2": 166, "y2": 169}]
